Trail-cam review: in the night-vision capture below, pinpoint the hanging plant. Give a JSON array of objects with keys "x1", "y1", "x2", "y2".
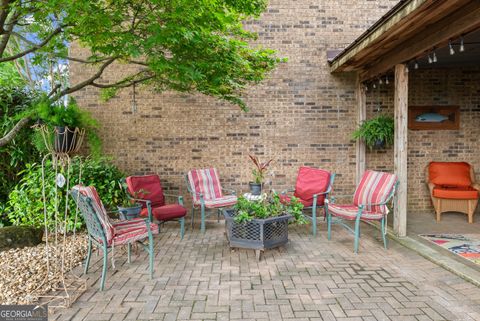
[{"x1": 352, "y1": 115, "x2": 394, "y2": 150}]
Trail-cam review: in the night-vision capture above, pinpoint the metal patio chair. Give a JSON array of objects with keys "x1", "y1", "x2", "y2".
[
  {"x1": 280, "y1": 166, "x2": 335, "y2": 236},
  {"x1": 326, "y1": 170, "x2": 398, "y2": 253},
  {"x1": 186, "y1": 168, "x2": 237, "y2": 233},
  {"x1": 71, "y1": 185, "x2": 158, "y2": 290},
  {"x1": 125, "y1": 175, "x2": 186, "y2": 239}
]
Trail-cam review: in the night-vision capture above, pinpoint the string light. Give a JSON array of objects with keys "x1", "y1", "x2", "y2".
[
  {"x1": 432, "y1": 49, "x2": 437, "y2": 63},
  {"x1": 385, "y1": 76, "x2": 389, "y2": 85},
  {"x1": 414, "y1": 60, "x2": 419, "y2": 69},
  {"x1": 379, "y1": 78, "x2": 383, "y2": 85},
  {"x1": 428, "y1": 54, "x2": 433, "y2": 64},
  {"x1": 449, "y1": 40, "x2": 455, "y2": 55},
  {"x1": 460, "y1": 36, "x2": 465, "y2": 52}
]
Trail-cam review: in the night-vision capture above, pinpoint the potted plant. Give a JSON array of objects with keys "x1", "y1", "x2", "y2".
[
  {"x1": 27, "y1": 98, "x2": 102, "y2": 156},
  {"x1": 223, "y1": 193, "x2": 306, "y2": 260},
  {"x1": 116, "y1": 186, "x2": 150, "y2": 220},
  {"x1": 352, "y1": 115, "x2": 394, "y2": 150},
  {"x1": 248, "y1": 155, "x2": 273, "y2": 195}
]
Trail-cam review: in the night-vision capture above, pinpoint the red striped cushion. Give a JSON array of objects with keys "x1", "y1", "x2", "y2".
[
  {"x1": 353, "y1": 171, "x2": 397, "y2": 214},
  {"x1": 112, "y1": 218, "x2": 158, "y2": 246},
  {"x1": 188, "y1": 168, "x2": 223, "y2": 202},
  {"x1": 196, "y1": 195, "x2": 237, "y2": 208},
  {"x1": 72, "y1": 185, "x2": 114, "y2": 243},
  {"x1": 328, "y1": 204, "x2": 384, "y2": 221}
]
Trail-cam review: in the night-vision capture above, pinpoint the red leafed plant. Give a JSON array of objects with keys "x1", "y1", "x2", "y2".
[{"x1": 249, "y1": 154, "x2": 273, "y2": 184}]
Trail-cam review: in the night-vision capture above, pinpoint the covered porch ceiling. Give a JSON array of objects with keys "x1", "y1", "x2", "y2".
[{"x1": 329, "y1": 0, "x2": 480, "y2": 80}]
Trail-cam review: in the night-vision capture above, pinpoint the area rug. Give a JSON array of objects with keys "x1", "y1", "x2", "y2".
[{"x1": 419, "y1": 234, "x2": 480, "y2": 266}]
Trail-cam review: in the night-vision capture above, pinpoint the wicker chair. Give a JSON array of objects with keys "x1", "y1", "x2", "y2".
[{"x1": 426, "y1": 162, "x2": 479, "y2": 223}]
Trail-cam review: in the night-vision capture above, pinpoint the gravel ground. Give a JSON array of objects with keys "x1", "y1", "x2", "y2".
[{"x1": 0, "y1": 233, "x2": 87, "y2": 305}]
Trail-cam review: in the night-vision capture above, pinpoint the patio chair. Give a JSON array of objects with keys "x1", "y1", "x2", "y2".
[
  {"x1": 186, "y1": 168, "x2": 237, "y2": 233},
  {"x1": 125, "y1": 175, "x2": 186, "y2": 239},
  {"x1": 326, "y1": 170, "x2": 398, "y2": 253},
  {"x1": 71, "y1": 185, "x2": 158, "y2": 291},
  {"x1": 426, "y1": 162, "x2": 479, "y2": 223},
  {"x1": 280, "y1": 166, "x2": 335, "y2": 236}
]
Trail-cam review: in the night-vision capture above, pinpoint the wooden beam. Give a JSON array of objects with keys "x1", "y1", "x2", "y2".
[
  {"x1": 355, "y1": 75, "x2": 366, "y2": 184},
  {"x1": 361, "y1": 1, "x2": 480, "y2": 80},
  {"x1": 393, "y1": 64, "x2": 408, "y2": 237}
]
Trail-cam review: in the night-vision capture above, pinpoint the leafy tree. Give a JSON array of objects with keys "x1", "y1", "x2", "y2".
[{"x1": 0, "y1": 0, "x2": 281, "y2": 146}]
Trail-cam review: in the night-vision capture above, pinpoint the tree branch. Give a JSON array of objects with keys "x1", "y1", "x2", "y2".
[
  {"x1": 0, "y1": 0, "x2": 11, "y2": 34},
  {"x1": 0, "y1": 117, "x2": 30, "y2": 147},
  {"x1": 91, "y1": 73, "x2": 155, "y2": 89},
  {"x1": 51, "y1": 58, "x2": 116, "y2": 100},
  {"x1": 0, "y1": 25, "x2": 63, "y2": 62}
]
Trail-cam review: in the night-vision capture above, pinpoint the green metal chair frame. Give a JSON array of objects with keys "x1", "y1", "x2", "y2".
[
  {"x1": 71, "y1": 189, "x2": 155, "y2": 291},
  {"x1": 281, "y1": 173, "x2": 336, "y2": 236},
  {"x1": 120, "y1": 178, "x2": 185, "y2": 239},
  {"x1": 184, "y1": 175, "x2": 236, "y2": 233},
  {"x1": 326, "y1": 181, "x2": 399, "y2": 254}
]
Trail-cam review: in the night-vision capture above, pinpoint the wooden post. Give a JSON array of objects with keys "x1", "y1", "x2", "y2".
[
  {"x1": 355, "y1": 75, "x2": 366, "y2": 185},
  {"x1": 394, "y1": 64, "x2": 408, "y2": 237}
]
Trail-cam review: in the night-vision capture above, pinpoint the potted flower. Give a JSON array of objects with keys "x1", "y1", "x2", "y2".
[
  {"x1": 248, "y1": 155, "x2": 273, "y2": 195},
  {"x1": 352, "y1": 115, "x2": 394, "y2": 150},
  {"x1": 223, "y1": 193, "x2": 306, "y2": 260}
]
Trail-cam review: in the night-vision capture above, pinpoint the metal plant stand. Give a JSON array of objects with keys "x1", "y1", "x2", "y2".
[{"x1": 31, "y1": 124, "x2": 87, "y2": 309}]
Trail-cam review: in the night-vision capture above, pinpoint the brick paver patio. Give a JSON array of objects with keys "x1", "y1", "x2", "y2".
[{"x1": 53, "y1": 221, "x2": 480, "y2": 321}]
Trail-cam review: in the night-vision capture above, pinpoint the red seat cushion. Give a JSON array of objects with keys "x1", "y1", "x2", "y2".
[
  {"x1": 141, "y1": 204, "x2": 187, "y2": 221},
  {"x1": 126, "y1": 175, "x2": 165, "y2": 208},
  {"x1": 429, "y1": 162, "x2": 471, "y2": 187},
  {"x1": 112, "y1": 218, "x2": 159, "y2": 245},
  {"x1": 293, "y1": 166, "x2": 331, "y2": 207},
  {"x1": 432, "y1": 186, "x2": 478, "y2": 200}
]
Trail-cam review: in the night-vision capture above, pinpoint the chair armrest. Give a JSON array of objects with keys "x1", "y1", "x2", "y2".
[
  {"x1": 328, "y1": 194, "x2": 354, "y2": 204},
  {"x1": 472, "y1": 183, "x2": 480, "y2": 191},
  {"x1": 127, "y1": 198, "x2": 153, "y2": 222},
  {"x1": 223, "y1": 188, "x2": 236, "y2": 195},
  {"x1": 164, "y1": 193, "x2": 185, "y2": 206}
]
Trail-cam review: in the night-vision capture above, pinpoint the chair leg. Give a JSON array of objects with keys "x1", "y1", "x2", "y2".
[
  {"x1": 191, "y1": 205, "x2": 195, "y2": 229},
  {"x1": 381, "y1": 217, "x2": 388, "y2": 250},
  {"x1": 354, "y1": 217, "x2": 361, "y2": 254},
  {"x1": 327, "y1": 210, "x2": 332, "y2": 240},
  {"x1": 148, "y1": 231, "x2": 154, "y2": 279},
  {"x1": 201, "y1": 204, "x2": 206, "y2": 233},
  {"x1": 100, "y1": 244, "x2": 108, "y2": 291},
  {"x1": 127, "y1": 243, "x2": 132, "y2": 264},
  {"x1": 84, "y1": 237, "x2": 92, "y2": 275},
  {"x1": 312, "y1": 204, "x2": 317, "y2": 236},
  {"x1": 180, "y1": 217, "x2": 185, "y2": 240}
]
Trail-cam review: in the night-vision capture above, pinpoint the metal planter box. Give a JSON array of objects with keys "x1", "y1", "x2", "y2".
[{"x1": 223, "y1": 209, "x2": 291, "y2": 260}]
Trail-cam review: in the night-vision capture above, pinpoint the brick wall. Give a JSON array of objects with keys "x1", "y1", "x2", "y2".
[
  {"x1": 71, "y1": 0, "x2": 401, "y2": 208},
  {"x1": 366, "y1": 68, "x2": 480, "y2": 213}
]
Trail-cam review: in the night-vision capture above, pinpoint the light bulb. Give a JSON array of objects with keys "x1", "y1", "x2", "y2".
[
  {"x1": 433, "y1": 51, "x2": 437, "y2": 63},
  {"x1": 379, "y1": 78, "x2": 383, "y2": 85},
  {"x1": 414, "y1": 60, "x2": 419, "y2": 69},
  {"x1": 449, "y1": 40, "x2": 455, "y2": 55},
  {"x1": 385, "y1": 77, "x2": 389, "y2": 85},
  {"x1": 428, "y1": 54, "x2": 433, "y2": 64},
  {"x1": 460, "y1": 37, "x2": 465, "y2": 52}
]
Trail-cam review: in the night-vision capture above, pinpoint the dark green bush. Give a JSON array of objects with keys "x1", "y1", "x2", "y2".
[{"x1": 6, "y1": 157, "x2": 125, "y2": 231}]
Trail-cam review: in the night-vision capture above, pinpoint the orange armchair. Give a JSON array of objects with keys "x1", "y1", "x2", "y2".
[{"x1": 426, "y1": 162, "x2": 479, "y2": 223}]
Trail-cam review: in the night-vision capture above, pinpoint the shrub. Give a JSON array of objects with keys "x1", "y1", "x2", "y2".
[
  {"x1": 6, "y1": 157, "x2": 125, "y2": 231},
  {"x1": 0, "y1": 83, "x2": 41, "y2": 226}
]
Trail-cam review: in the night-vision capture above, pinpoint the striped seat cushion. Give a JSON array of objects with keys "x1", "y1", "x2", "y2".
[
  {"x1": 201, "y1": 195, "x2": 238, "y2": 208},
  {"x1": 353, "y1": 170, "x2": 397, "y2": 214},
  {"x1": 328, "y1": 204, "x2": 384, "y2": 221},
  {"x1": 72, "y1": 185, "x2": 115, "y2": 244},
  {"x1": 111, "y1": 218, "x2": 159, "y2": 246},
  {"x1": 188, "y1": 168, "x2": 223, "y2": 202}
]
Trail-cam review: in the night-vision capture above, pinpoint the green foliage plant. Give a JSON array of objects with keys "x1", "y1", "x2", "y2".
[
  {"x1": 233, "y1": 193, "x2": 306, "y2": 224},
  {"x1": 6, "y1": 157, "x2": 125, "y2": 231},
  {"x1": 352, "y1": 115, "x2": 394, "y2": 150},
  {"x1": 249, "y1": 154, "x2": 273, "y2": 184}
]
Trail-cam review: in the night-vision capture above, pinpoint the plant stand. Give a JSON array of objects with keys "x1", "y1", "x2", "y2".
[{"x1": 223, "y1": 209, "x2": 291, "y2": 261}]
